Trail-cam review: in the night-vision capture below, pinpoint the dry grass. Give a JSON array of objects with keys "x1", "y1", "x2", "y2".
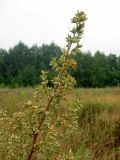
[
  {"x1": 74, "y1": 87, "x2": 120, "y2": 105},
  {"x1": 0, "y1": 87, "x2": 120, "y2": 112},
  {"x1": 0, "y1": 88, "x2": 33, "y2": 114}
]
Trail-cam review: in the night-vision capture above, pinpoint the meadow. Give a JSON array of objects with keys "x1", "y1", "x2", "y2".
[
  {"x1": 0, "y1": 87, "x2": 120, "y2": 159},
  {"x1": 0, "y1": 87, "x2": 120, "y2": 113}
]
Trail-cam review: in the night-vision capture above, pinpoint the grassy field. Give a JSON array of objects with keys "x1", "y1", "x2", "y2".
[
  {"x1": 0, "y1": 87, "x2": 33, "y2": 114},
  {"x1": 0, "y1": 87, "x2": 120, "y2": 159},
  {"x1": 0, "y1": 87, "x2": 120, "y2": 113}
]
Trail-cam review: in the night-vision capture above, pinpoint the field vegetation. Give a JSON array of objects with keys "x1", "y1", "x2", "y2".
[
  {"x1": 0, "y1": 87, "x2": 120, "y2": 159},
  {"x1": 0, "y1": 87, "x2": 120, "y2": 113}
]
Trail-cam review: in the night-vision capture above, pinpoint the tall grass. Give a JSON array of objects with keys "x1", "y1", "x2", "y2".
[
  {"x1": 1, "y1": 87, "x2": 120, "y2": 113},
  {"x1": 0, "y1": 88, "x2": 33, "y2": 114}
]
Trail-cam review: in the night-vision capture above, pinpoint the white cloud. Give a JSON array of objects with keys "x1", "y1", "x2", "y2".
[{"x1": 0, "y1": 0, "x2": 120, "y2": 54}]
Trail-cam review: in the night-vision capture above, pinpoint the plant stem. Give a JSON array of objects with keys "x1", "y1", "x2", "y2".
[{"x1": 27, "y1": 45, "x2": 72, "y2": 160}]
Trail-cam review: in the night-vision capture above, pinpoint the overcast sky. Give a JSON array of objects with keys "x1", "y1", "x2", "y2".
[{"x1": 0, "y1": 0, "x2": 120, "y2": 54}]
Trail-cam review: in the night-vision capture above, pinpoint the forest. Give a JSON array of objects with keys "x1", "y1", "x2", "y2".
[{"x1": 0, "y1": 41, "x2": 120, "y2": 88}]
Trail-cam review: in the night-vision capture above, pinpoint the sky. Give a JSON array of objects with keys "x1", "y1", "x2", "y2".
[{"x1": 0, "y1": 0, "x2": 120, "y2": 54}]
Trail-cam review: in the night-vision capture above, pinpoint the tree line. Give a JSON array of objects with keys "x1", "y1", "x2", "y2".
[{"x1": 0, "y1": 41, "x2": 120, "y2": 88}]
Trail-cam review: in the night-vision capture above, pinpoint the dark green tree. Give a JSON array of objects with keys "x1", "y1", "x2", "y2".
[
  {"x1": 17, "y1": 65, "x2": 38, "y2": 87},
  {"x1": 107, "y1": 54, "x2": 118, "y2": 86},
  {"x1": 0, "y1": 49, "x2": 8, "y2": 85},
  {"x1": 92, "y1": 51, "x2": 108, "y2": 87}
]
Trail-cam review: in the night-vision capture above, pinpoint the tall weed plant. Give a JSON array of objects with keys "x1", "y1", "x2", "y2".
[{"x1": 0, "y1": 11, "x2": 87, "y2": 160}]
